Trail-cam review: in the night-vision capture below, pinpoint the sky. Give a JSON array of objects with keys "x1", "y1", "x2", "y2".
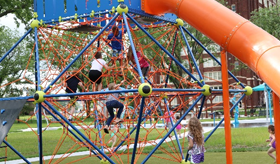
[{"x1": 0, "y1": 13, "x2": 26, "y2": 35}]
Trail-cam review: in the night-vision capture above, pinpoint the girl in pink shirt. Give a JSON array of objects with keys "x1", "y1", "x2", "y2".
[{"x1": 127, "y1": 45, "x2": 150, "y2": 77}]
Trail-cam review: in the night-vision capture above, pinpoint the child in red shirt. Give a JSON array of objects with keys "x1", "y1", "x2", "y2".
[{"x1": 127, "y1": 45, "x2": 150, "y2": 77}]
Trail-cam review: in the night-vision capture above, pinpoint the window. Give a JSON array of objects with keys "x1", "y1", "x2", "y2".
[
  {"x1": 247, "y1": 81, "x2": 251, "y2": 85},
  {"x1": 204, "y1": 72, "x2": 222, "y2": 81},
  {"x1": 211, "y1": 86, "x2": 222, "y2": 90},
  {"x1": 231, "y1": 4, "x2": 236, "y2": 12},
  {"x1": 234, "y1": 61, "x2": 239, "y2": 69},
  {"x1": 190, "y1": 73, "x2": 200, "y2": 82},
  {"x1": 203, "y1": 57, "x2": 220, "y2": 68},
  {"x1": 171, "y1": 97, "x2": 178, "y2": 106},
  {"x1": 213, "y1": 96, "x2": 223, "y2": 103}
]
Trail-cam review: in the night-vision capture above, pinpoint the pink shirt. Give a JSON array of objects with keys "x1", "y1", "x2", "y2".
[
  {"x1": 136, "y1": 51, "x2": 149, "y2": 68},
  {"x1": 164, "y1": 111, "x2": 174, "y2": 123}
]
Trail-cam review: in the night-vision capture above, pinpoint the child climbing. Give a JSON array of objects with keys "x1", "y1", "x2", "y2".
[
  {"x1": 187, "y1": 117, "x2": 205, "y2": 164},
  {"x1": 175, "y1": 116, "x2": 182, "y2": 138},
  {"x1": 107, "y1": 25, "x2": 127, "y2": 58},
  {"x1": 108, "y1": 124, "x2": 119, "y2": 149},
  {"x1": 266, "y1": 125, "x2": 276, "y2": 163},
  {"x1": 65, "y1": 70, "x2": 85, "y2": 121},
  {"x1": 127, "y1": 45, "x2": 150, "y2": 77},
  {"x1": 103, "y1": 81, "x2": 125, "y2": 134},
  {"x1": 89, "y1": 51, "x2": 112, "y2": 91}
]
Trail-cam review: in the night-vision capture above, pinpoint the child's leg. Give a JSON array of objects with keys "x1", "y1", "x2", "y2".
[
  {"x1": 69, "y1": 105, "x2": 75, "y2": 120},
  {"x1": 97, "y1": 82, "x2": 102, "y2": 91},
  {"x1": 267, "y1": 147, "x2": 276, "y2": 160},
  {"x1": 141, "y1": 67, "x2": 149, "y2": 77},
  {"x1": 106, "y1": 102, "x2": 115, "y2": 126},
  {"x1": 115, "y1": 101, "x2": 124, "y2": 119},
  {"x1": 68, "y1": 97, "x2": 76, "y2": 120},
  {"x1": 111, "y1": 136, "x2": 117, "y2": 148},
  {"x1": 176, "y1": 129, "x2": 180, "y2": 135}
]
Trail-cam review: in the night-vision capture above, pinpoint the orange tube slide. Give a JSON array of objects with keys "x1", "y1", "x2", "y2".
[{"x1": 143, "y1": 0, "x2": 280, "y2": 96}]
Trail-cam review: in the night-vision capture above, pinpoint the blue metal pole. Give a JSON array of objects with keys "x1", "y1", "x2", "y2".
[
  {"x1": 204, "y1": 94, "x2": 245, "y2": 142},
  {"x1": 36, "y1": 103, "x2": 43, "y2": 164},
  {"x1": 197, "y1": 96, "x2": 206, "y2": 119},
  {"x1": 181, "y1": 26, "x2": 245, "y2": 88},
  {"x1": 42, "y1": 106, "x2": 102, "y2": 159},
  {"x1": 141, "y1": 94, "x2": 203, "y2": 164},
  {"x1": 3, "y1": 140, "x2": 31, "y2": 164},
  {"x1": 43, "y1": 14, "x2": 120, "y2": 93},
  {"x1": 44, "y1": 89, "x2": 138, "y2": 98},
  {"x1": 0, "y1": 96, "x2": 33, "y2": 101},
  {"x1": 44, "y1": 101, "x2": 115, "y2": 163},
  {"x1": 152, "y1": 88, "x2": 205, "y2": 92},
  {"x1": 267, "y1": 86, "x2": 273, "y2": 124},
  {"x1": 179, "y1": 26, "x2": 204, "y2": 84},
  {"x1": 126, "y1": 14, "x2": 203, "y2": 87},
  {"x1": 232, "y1": 94, "x2": 240, "y2": 128},
  {"x1": 131, "y1": 97, "x2": 146, "y2": 164},
  {"x1": 0, "y1": 28, "x2": 32, "y2": 63},
  {"x1": 34, "y1": 27, "x2": 43, "y2": 164},
  {"x1": 163, "y1": 98, "x2": 184, "y2": 160},
  {"x1": 42, "y1": 88, "x2": 245, "y2": 99},
  {"x1": 122, "y1": 13, "x2": 144, "y2": 83},
  {"x1": 34, "y1": 27, "x2": 41, "y2": 90}
]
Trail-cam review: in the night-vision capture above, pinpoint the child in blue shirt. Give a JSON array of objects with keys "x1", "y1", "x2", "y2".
[{"x1": 107, "y1": 26, "x2": 127, "y2": 58}]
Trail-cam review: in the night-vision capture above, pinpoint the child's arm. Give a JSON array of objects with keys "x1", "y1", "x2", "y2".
[
  {"x1": 188, "y1": 137, "x2": 194, "y2": 150},
  {"x1": 116, "y1": 80, "x2": 125, "y2": 90},
  {"x1": 266, "y1": 134, "x2": 272, "y2": 142},
  {"x1": 104, "y1": 64, "x2": 114, "y2": 70}
]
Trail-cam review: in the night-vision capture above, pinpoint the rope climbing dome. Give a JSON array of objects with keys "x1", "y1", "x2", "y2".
[{"x1": 0, "y1": 1, "x2": 252, "y2": 164}]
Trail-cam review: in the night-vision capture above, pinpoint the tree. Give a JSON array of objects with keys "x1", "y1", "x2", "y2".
[
  {"x1": 0, "y1": 26, "x2": 34, "y2": 98},
  {"x1": 250, "y1": 2, "x2": 280, "y2": 40},
  {"x1": 0, "y1": 0, "x2": 33, "y2": 26}
]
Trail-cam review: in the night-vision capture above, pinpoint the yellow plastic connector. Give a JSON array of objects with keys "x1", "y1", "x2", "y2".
[
  {"x1": 90, "y1": 10, "x2": 95, "y2": 18},
  {"x1": 111, "y1": 6, "x2": 116, "y2": 14},
  {"x1": 244, "y1": 86, "x2": 253, "y2": 96},
  {"x1": 202, "y1": 84, "x2": 212, "y2": 96},
  {"x1": 138, "y1": 83, "x2": 152, "y2": 97},
  {"x1": 31, "y1": 20, "x2": 40, "y2": 29},
  {"x1": 117, "y1": 4, "x2": 128, "y2": 14},
  {"x1": 33, "y1": 91, "x2": 46, "y2": 104},
  {"x1": 175, "y1": 18, "x2": 184, "y2": 27},
  {"x1": 33, "y1": 12, "x2": 38, "y2": 18}
]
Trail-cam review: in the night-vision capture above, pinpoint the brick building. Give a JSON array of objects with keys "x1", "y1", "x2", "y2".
[
  {"x1": 201, "y1": 0, "x2": 279, "y2": 117},
  {"x1": 167, "y1": 0, "x2": 278, "y2": 118},
  {"x1": 227, "y1": 0, "x2": 278, "y2": 19}
]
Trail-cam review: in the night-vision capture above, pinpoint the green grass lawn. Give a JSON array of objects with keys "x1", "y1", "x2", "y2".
[
  {"x1": 29, "y1": 152, "x2": 275, "y2": 164},
  {"x1": 0, "y1": 121, "x2": 272, "y2": 163}
]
